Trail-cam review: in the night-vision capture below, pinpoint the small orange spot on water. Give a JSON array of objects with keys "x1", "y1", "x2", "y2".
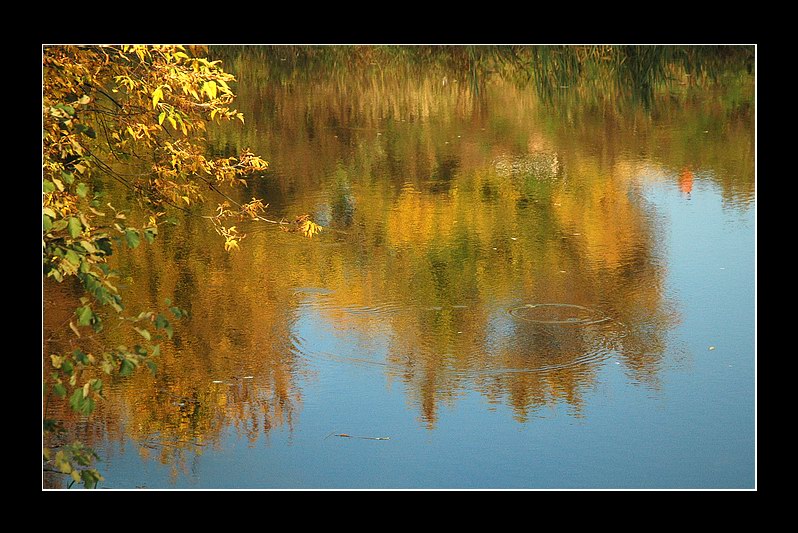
[{"x1": 679, "y1": 167, "x2": 694, "y2": 196}]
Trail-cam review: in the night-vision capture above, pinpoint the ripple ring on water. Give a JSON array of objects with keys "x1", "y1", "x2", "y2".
[{"x1": 508, "y1": 303, "x2": 611, "y2": 326}]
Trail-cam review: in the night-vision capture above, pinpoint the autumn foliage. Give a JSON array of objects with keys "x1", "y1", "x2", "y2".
[{"x1": 42, "y1": 45, "x2": 315, "y2": 487}]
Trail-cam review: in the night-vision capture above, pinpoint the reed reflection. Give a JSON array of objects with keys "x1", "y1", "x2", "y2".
[{"x1": 44, "y1": 46, "x2": 753, "y2": 478}]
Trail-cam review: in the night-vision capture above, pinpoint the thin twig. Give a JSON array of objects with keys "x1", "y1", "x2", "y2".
[
  {"x1": 194, "y1": 174, "x2": 290, "y2": 226},
  {"x1": 325, "y1": 432, "x2": 390, "y2": 441}
]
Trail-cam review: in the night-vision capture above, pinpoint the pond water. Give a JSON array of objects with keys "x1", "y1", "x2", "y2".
[{"x1": 44, "y1": 46, "x2": 756, "y2": 489}]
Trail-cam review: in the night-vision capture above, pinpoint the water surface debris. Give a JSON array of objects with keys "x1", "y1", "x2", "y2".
[{"x1": 326, "y1": 432, "x2": 390, "y2": 441}]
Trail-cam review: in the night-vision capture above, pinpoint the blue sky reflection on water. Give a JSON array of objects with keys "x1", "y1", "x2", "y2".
[
  {"x1": 65, "y1": 48, "x2": 755, "y2": 489},
  {"x1": 98, "y1": 169, "x2": 754, "y2": 489}
]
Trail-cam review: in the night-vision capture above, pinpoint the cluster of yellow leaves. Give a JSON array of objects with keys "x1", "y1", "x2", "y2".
[
  {"x1": 44, "y1": 45, "x2": 323, "y2": 256},
  {"x1": 43, "y1": 44, "x2": 286, "y2": 488},
  {"x1": 207, "y1": 202, "x2": 243, "y2": 251},
  {"x1": 150, "y1": 142, "x2": 268, "y2": 212},
  {"x1": 289, "y1": 215, "x2": 323, "y2": 238},
  {"x1": 240, "y1": 198, "x2": 268, "y2": 220}
]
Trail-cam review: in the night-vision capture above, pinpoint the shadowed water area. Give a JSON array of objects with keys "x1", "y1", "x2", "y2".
[{"x1": 43, "y1": 46, "x2": 755, "y2": 489}]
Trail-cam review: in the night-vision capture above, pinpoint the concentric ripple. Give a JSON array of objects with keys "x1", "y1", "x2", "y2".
[
  {"x1": 289, "y1": 291, "x2": 624, "y2": 378},
  {"x1": 508, "y1": 303, "x2": 611, "y2": 326}
]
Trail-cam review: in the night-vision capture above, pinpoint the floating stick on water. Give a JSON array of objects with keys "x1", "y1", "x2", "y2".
[{"x1": 325, "y1": 432, "x2": 390, "y2": 441}]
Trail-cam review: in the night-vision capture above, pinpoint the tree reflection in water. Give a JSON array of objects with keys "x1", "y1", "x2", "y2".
[{"x1": 43, "y1": 46, "x2": 753, "y2": 480}]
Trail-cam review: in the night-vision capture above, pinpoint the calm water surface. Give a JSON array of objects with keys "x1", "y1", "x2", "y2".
[{"x1": 45, "y1": 48, "x2": 755, "y2": 489}]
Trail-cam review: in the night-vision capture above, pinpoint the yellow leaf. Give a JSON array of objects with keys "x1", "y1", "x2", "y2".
[
  {"x1": 83, "y1": 381, "x2": 90, "y2": 399},
  {"x1": 57, "y1": 456, "x2": 72, "y2": 474},
  {"x1": 158, "y1": 111, "x2": 166, "y2": 125},
  {"x1": 152, "y1": 87, "x2": 163, "y2": 109},
  {"x1": 202, "y1": 80, "x2": 217, "y2": 99},
  {"x1": 168, "y1": 116, "x2": 177, "y2": 130},
  {"x1": 299, "y1": 220, "x2": 322, "y2": 238}
]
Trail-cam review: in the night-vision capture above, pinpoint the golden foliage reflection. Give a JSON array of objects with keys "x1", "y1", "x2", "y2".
[{"x1": 43, "y1": 47, "x2": 753, "y2": 471}]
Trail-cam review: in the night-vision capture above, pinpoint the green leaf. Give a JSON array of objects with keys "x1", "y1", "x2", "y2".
[
  {"x1": 96, "y1": 237, "x2": 113, "y2": 255},
  {"x1": 84, "y1": 397, "x2": 96, "y2": 415},
  {"x1": 144, "y1": 227, "x2": 157, "y2": 244},
  {"x1": 43, "y1": 180, "x2": 56, "y2": 193},
  {"x1": 81, "y1": 469, "x2": 102, "y2": 489},
  {"x1": 155, "y1": 313, "x2": 169, "y2": 330},
  {"x1": 75, "y1": 182, "x2": 89, "y2": 198},
  {"x1": 73, "y1": 349, "x2": 90, "y2": 365},
  {"x1": 79, "y1": 240, "x2": 97, "y2": 254},
  {"x1": 125, "y1": 228, "x2": 140, "y2": 249},
  {"x1": 52, "y1": 383, "x2": 67, "y2": 398},
  {"x1": 76, "y1": 305, "x2": 92, "y2": 326},
  {"x1": 146, "y1": 360, "x2": 157, "y2": 374},
  {"x1": 51, "y1": 219, "x2": 68, "y2": 232},
  {"x1": 64, "y1": 249, "x2": 81, "y2": 266},
  {"x1": 56, "y1": 103, "x2": 75, "y2": 116},
  {"x1": 43, "y1": 214, "x2": 53, "y2": 232},
  {"x1": 134, "y1": 327, "x2": 151, "y2": 341},
  {"x1": 61, "y1": 170, "x2": 75, "y2": 184},
  {"x1": 69, "y1": 389, "x2": 95, "y2": 415},
  {"x1": 67, "y1": 217, "x2": 83, "y2": 238},
  {"x1": 119, "y1": 359, "x2": 135, "y2": 377}
]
